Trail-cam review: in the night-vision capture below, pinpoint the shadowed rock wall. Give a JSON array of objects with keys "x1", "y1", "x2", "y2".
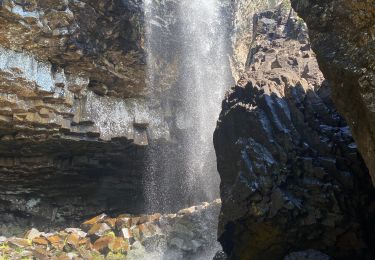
[
  {"x1": 214, "y1": 5, "x2": 375, "y2": 259},
  {"x1": 291, "y1": 0, "x2": 375, "y2": 186}
]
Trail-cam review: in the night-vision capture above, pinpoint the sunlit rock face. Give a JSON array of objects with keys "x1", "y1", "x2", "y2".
[
  {"x1": 0, "y1": 0, "x2": 146, "y2": 98},
  {"x1": 230, "y1": 0, "x2": 279, "y2": 80},
  {"x1": 290, "y1": 0, "x2": 375, "y2": 187},
  {"x1": 0, "y1": 0, "x2": 172, "y2": 235},
  {"x1": 214, "y1": 5, "x2": 375, "y2": 260}
]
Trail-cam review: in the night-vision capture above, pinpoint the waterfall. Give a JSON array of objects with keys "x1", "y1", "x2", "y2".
[
  {"x1": 144, "y1": 0, "x2": 231, "y2": 213},
  {"x1": 143, "y1": 1, "x2": 231, "y2": 257},
  {"x1": 178, "y1": 0, "x2": 231, "y2": 204}
]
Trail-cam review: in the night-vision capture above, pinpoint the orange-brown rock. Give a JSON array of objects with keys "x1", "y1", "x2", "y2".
[
  {"x1": 108, "y1": 237, "x2": 128, "y2": 253},
  {"x1": 149, "y1": 213, "x2": 162, "y2": 223},
  {"x1": 32, "y1": 237, "x2": 49, "y2": 246},
  {"x1": 93, "y1": 235, "x2": 114, "y2": 254},
  {"x1": 47, "y1": 235, "x2": 62, "y2": 245},
  {"x1": 105, "y1": 218, "x2": 117, "y2": 229},
  {"x1": 82, "y1": 214, "x2": 107, "y2": 229},
  {"x1": 141, "y1": 215, "x2": 155, "y2": 224},
  {"x1": 87, "y1": 223, "x2": 111, "y2": 238},
  {"x1": 33, "y1": 246, "x2": 50, "y2": 259},
  {"x1": 51, "y1": 254, "x2": 70, "y2": 260},
  {"x1": 0, "y1": 200, "x2": 221, "y2": 259},
  {"x1": 66, "y1": 233, "x2": 80, "y2": 248},
  {"x1": 115, "y1": 217, "x2": 131, "y2": 230},
  {"x1": 8, "y1": 238, "x2": 30, "y2": 248},
  {"x1": 77, "y1": 247, "x2": 94, "y2": 260},
  {"x1": 130, "y1": 217, "x2": 140, "y2": 226}
]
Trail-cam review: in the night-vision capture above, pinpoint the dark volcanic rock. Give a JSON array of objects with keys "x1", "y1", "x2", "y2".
[
  {"x1": 214, "y1": 5, "x2": 375, "y2": 260},
  {"x1": 290, "y1": 0, "x2": 375, "y2": 186},
  {"x1": 284, "y1": 250, "x2": 332, "y2": 260},
  {"x1": 285, "y1": 250, "x2": 332, "y2": 260},
  {"x1": 0, "y1": 0, "x2": 146, "y2": 98},
  {"x1": 0, "y1": 0, "x2": 170, "y2": 235}
]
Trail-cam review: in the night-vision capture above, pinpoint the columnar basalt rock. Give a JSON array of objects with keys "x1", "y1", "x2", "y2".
[
  {"x1": 290, "y1": 0, "x2": 375, "y2": 186},
  {"x1": 230, "y1": 0, "x2": 279, "y2": 80},
  {"x1": 0, "y1": 0, "x2": 171, "y2": 235},
  {"x1": 0, "y1": 0, "x2": 146, "y2": 98},
  {"x1": 214, "y1": 5, "x2": 375, "y2": 260}
]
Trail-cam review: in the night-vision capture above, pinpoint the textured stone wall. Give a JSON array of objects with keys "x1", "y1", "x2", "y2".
[
  {"x1": 291, "y1": 0, "x2": 375, "y2": 186},
  {"x1": 214, "y1": 4, "x2": 375, "y2": 259},
  {"x1": 0, "y1": 0, "x2": 146, "y2": 98},
  {"x1": 230, "y1": 0, "x2": 278, "y2": 80},
  {"x1": 0, "y1": 0, "x2": 171, "y2": 234}
]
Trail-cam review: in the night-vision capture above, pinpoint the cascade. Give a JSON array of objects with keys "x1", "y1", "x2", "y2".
[
  {"x1": 144, "y1": 0, "x2": 232, "y2": 212},
  {"x1": 178, "y1": 0, "x2": 231, "y2": 204},
  {"x1": 143, "y1": 0, "x2": 232, "y2": 258}
]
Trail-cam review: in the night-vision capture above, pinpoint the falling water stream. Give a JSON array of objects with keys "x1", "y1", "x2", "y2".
[
  {"x1": 144, "y1": 0, "x2": 232, "y2": 257},
  {"x1": 144, "y1": 0, "x2": 231, "y2": 211},
  {"x1": 178, "y1": 0, "x2": 231, "y2": 205}
]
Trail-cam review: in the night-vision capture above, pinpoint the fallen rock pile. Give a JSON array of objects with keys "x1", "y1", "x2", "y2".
[{"x1": 0, "y1": 200, "x2": 221, "y2": 260}]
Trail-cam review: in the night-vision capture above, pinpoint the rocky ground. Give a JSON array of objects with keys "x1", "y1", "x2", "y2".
[{"x1": 0, "y1": 200, "x2": 221, "y2": 260}]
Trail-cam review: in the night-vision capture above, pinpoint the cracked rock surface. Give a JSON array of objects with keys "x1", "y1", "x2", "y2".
[
  {"x1": 0, "y1": 0, "x2": 171, "y2": 235},
  {"x1": 291, "y1": 0, "x2": 375, "y2": 186},
  {"x1": 214, "y1": 5, "x2": 375, "y2": 260}
]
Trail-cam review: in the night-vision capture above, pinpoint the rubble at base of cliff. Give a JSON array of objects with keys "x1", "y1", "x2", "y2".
[{"x1": 0, "y1": 200, "x2": 221, "y2": 260}]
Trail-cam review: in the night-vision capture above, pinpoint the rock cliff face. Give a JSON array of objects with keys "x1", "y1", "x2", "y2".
[
  {"x1": 290, "y1": 0, "x2": 375, "y2": 186},
  {"x1": 0, "y1": 0, "x2": 172, "y2": 235},
  {"x1": 214, "y1": 5, "x2": 375, "y2": 260},
  {"x1": 230, "y1": 0, "x2": 278, "y2": 80},
  {"x1": 0, "y1": 0, "x2": 283, "y2": 234},
  {"x1": 0, "y1": 0, "x2": 146, "y2": 98}
]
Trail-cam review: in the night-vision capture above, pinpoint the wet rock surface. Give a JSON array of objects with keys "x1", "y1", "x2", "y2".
[
  {"x1": 290, "y1": 0, "x2": 375, "y2": 186},
  {"x1": 214, "y1": 5, "x2": 375, "y2": 260},
  {"x1": 0, "y1": 200, "x2": 221, "y2": 260}
]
